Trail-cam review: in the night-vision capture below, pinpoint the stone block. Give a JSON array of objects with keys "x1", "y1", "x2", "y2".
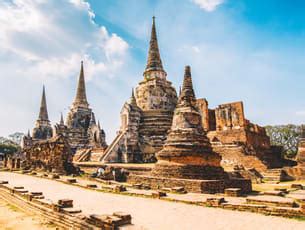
[
  {"x1": 51, "y1": 174, "x2": 60, "y2": 179},
  {"x1": 66, "y1": 178, "x2": 77, "y2": 183},
  {"x1": 291, "y1": 184, "x2": 303, "y2": 190},
  {"x1": 13, "y1": 186, "x2": 24, "y2": 189},
  {"x1": 88, "y1": 214, "x2": 128, "y2": 228},
  {"x1": 274, "y1": 188, "x2": 288, "y2": 193},
  {"x1": 113, "y1": 212, "x2": 132, "y2": 225},
  {"x1": 152, "y1": 191, "x2": 167, "y2": 198},
  {"x1": 161, "y1": 187, "x2": 172, "y2": 192},
  {"x1": 88, "y1": 214, "x2": 112, "y2": 227},
  {"x1": 171, "y1": 187, "x2": 186, "y2": 194},
  {"x1": 225, "y1": 188, "x2": 242, "y2": 197},
  {"x1": 33, "y1": 195, "x2": 45, "y2": 199},
  {"x1": 62, "y1": 207, "x2": 82, "y2": 214},
  {"x1": 246, "y1": 198, "x2": 296, "y2": 208},
  {"x1": 114, "y1": 185, "x2": 127, "y2": 192},
  {"x1": 263, "y1": 191, "x2": 284, "y2": 197},
  {"x1": 206, "y1": 197, "x2": 225, "y2": 207},
  {"x1": 86, "y1": 184, "x2": 97, "y2": 188},
  {"x1": 58, "y1": 199, "x2": 73, "y2": 208},
  {"x1": 30, "y1": 192, "x2": 43, "y2": 196},
  {"x1": 132, "y1": 183, "x2": 142, "y2": 189},
  {"x1": 15, "y1": 189, "x2": 28, "y2": 194},
  {"x1": 128, "y1": 174, "x2": 226, "y2": 194}
]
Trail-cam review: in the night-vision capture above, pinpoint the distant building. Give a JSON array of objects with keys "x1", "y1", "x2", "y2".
[{"x1": 22, "y1": 62, "x2": 107, "y2": 153}]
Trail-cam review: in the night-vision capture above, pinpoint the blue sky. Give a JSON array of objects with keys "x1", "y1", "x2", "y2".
[{"x1": 0, "y1": 0, "x2": 305, "y2": 142}]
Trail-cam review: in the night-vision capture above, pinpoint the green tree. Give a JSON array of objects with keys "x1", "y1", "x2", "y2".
[
  {"x1": 0, "y1": 143, "x2": 20, "y2": 156},
  {"x1": 265, "y1": 124, "x2": 301, "y2": 158}
]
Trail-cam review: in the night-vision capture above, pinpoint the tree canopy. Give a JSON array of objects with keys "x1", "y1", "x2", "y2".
[{"x1": 265, "y1": 124, "x2": 302, "y2": 158}]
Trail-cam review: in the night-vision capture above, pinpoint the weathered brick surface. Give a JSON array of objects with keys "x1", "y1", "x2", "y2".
[
  {"x1": 128, "y1": 174, "x2": 225, "y2": 194},
  {"x1": 23, "y1": 135, "x2": 75, "y2": 174}
]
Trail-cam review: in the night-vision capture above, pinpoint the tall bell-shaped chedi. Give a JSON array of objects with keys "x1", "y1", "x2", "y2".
[
  {"x1": 134, "y1": 17, "x2": 177, "y2": 161},
  {"x1": 65, "y1": 61, "x2": 107, "y2": 151},
  {"x1": 101, "y1": 17, "x2": 177, "y2": 163},
  {"x1": 152, "y1": 66, "x2": 224, "y2": 179},
  {"x1": 135, "y1": 16, "x2": 177, "y2": 111},
  {"x1": 66, "y1": 61, "x2": 91, "y2": 129},
  {"x1": 32, "y1": 86, "x2": 53, "y2": 140}
]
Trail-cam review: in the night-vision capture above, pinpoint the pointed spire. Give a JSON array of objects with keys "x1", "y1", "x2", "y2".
[
  {"x1": 60, "y1": 113, "x2": 64, "y2": 126},
  {"x1": 98, "y1": 120, "x2": 101, "y2": 129},
  {"x1": 179, "y1": 86, "x2": 182, "y2": 96},
  {"x1": 27, "y1": 129, "x2": 31, "y2": 137},
  {"x1": 38, "y1": 85, "x2": 49, "y2": 121},
  {"x1": 130, "y1": 88, "x2": 137, "y2": 106},
  {"x1": 90, "y1": 112, "x2": 96, "y2": 125},
  {"x1": 144, "y1": 16, "x2": 165, "y2": 75},
  {"x1": 178, "y1": 66, "x2": 196, "y2": 106},
  {"x1": 73, "y1": 61, "x2": 89, "y2": 108}
]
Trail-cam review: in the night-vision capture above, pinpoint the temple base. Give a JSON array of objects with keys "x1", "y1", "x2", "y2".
[{"x1": 127, "y1": 174, "x2": 252, "y2": 194}]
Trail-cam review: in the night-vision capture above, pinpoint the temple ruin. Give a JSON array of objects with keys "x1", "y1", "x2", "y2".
[
  {"x1": 97, "y1": 18, "x2": 289, "y2": 173},
  {"x1": 297, "y1": 126, "x2": 305, "y2": 166},
  {"x1": 21, "y1": 62, "x2": 107, "y2": 173},
  {"x1": 22, "y1": 62, "x2": 107, "y2": 152},
  {"x1": 100, "y1": 17, "x2": 177, "y2": 163},
  {"x1": 128, "y1": 66, "x2": 251, "y2": 193}
]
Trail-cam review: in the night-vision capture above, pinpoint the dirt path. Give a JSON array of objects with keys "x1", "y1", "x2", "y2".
[
  {"x1": 1, "y1": 172, "x2": 305, "y2": 230},
  {"x1": 0, "y1": 199, "x2": 57, "y2": 230}
]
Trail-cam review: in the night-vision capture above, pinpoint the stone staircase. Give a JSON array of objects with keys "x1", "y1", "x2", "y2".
[
  {"x1": 261, "y1": 169, "x2": 288, "y2": 183},
  {"x1": 100, "y1": 131, "x2": 127, "y2": 163},
  {"x1": 138, "y1": 110, "x2": 173, "y2": 136},
  {"x1": 73, "y1": 149, "x2": 91, "y2": 162}
]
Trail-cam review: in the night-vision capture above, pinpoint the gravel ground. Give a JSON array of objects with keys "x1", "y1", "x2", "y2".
[
  {"x1": 0, "y1": 172, "x2": 305, "y2": 230},
  {"x1": 0, "y1": 199, "x2": 56, "y2": 230}
]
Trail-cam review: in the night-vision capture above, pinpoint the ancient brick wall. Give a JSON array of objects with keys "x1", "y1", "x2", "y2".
[
  {"x1": 208, "y1": 109, "x2": 216, "y2": 131},
  {"x1": 24, "y1": 135, "x2": 74, "y2": 174},
  {"x1": 196, "y1": 99, "x2": 209, "y2": 131},
  {"x1": 196, "y1": 100, "x2": 271, "y2": 150},
  {"x1": 215, "y1": 101, "x2": 246, "y2": 131},
  {"x1": 297, "y1": 138, "x2": 305, "y2": 166}
]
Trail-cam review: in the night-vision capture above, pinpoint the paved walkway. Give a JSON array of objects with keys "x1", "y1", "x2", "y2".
[{"x1": 1, "y1": 172, "x2": 305, "y2": 230}]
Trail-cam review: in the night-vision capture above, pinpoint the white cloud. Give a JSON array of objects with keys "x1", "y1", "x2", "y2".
[
  {"x1": 192, "y1": 0, "x2": 224, "y2": 12},
  {"x1": 0, "y1": 0, "x2": 129, "y2": 80},
  {"x1": 0, "y1": 0, "x2": 131, "y2": 138},
  {"x1": 69, "y1": 0, "x2": 95, "y2": 23}
]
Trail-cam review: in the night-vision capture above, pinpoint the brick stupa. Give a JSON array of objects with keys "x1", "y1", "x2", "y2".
[
  {"x1": 152, "y1": 66, "x2": 225, "y2": 180},
  {"x1": 128, "y1": 66, "x2": 252, "y2": 194}
]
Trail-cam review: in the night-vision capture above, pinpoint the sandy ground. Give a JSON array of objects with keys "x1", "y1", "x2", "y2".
[
  {"x1": 1, "y1": 172, "x2": 305, "y2": 230},
  {"x1": 0, "y1": 199, "x2": 57, "y2": 230}
]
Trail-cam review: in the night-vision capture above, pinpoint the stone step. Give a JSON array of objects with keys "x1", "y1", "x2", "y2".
[{"x1": 246, "y1": 197, "x2": 296, "y2": 208}]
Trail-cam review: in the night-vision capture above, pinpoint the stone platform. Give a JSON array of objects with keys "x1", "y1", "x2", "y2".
[{"x1": 127, "y1": 174, "x2": 252, "y2": 194}]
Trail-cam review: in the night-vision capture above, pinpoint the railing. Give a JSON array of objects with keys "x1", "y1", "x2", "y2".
[{"x1": 100, "y1": 130, "x2": 127, "y2": 162}]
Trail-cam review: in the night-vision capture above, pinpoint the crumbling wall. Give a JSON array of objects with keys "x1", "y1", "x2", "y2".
[{"x1": 23, "y1": 135, "x2": 75, "y2": 174}]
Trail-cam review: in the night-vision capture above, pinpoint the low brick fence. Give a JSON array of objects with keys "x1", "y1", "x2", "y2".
[{"x1": 0, "y1": 182, "x2": 132, "y2": 229}]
